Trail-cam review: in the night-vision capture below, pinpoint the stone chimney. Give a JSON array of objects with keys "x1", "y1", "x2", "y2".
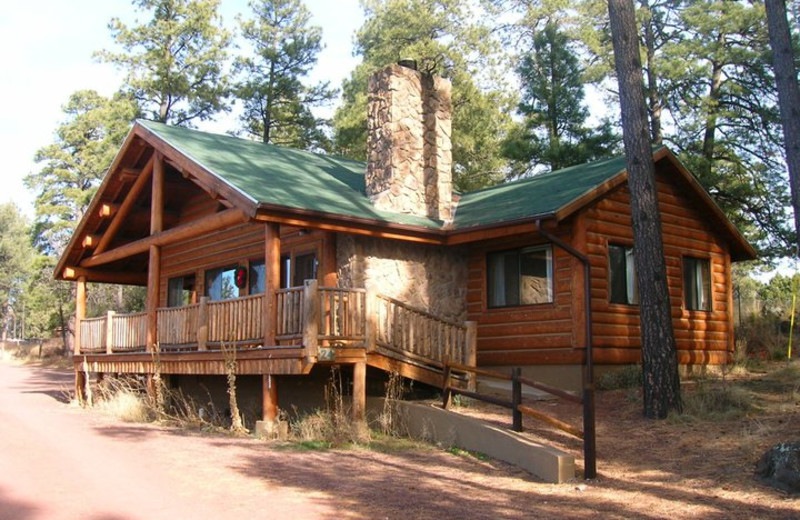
[{"x1": 366, "y1": 62, "x2": 453, "y2": 221}]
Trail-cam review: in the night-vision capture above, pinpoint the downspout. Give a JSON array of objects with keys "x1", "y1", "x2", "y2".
[{"x1": 535, "y1": 219, "x2": 597, "y2": 479}]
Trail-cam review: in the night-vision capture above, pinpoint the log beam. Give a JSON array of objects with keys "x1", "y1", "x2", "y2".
[
  {"x1": 80, "y1": 209, "x2": 248, "y2": 268},
  {"x1": 82, "y1": 235, "x2": 100, "y2": 249},
  {"x1": 94, "y1": 156, "x2": 154, "y2": 255},
  {"x1": 98, "y1": 203, "x2": 119, "y2": 219},
  {"x1": 63, "y1": 267, "x2": 147, "y2": 286}
]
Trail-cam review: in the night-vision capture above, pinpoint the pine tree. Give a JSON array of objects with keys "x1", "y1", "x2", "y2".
[
  {"x1": 97, "y1": 0, "x2": 231, "y2": 126},
  {"x1": 0, "y1": 204, "x2": 35, "y2": 340},
  {"x1": 504, "y1": 20, "x2": 618, "y2": 174},
  {"x1": 233, "y1": 0, "x2": 336, "y2": 149},
  {"x1": 607, "y1": 0, "x2": 681, "y2": 419},
  {"x1": 26, "y1": 91, "x2": 139, "y2": 255},
  {"x1": 765, "y1": 0, "x2": 800, "y2": 254}
]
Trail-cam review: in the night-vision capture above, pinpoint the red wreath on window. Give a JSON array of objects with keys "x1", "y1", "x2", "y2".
[{"x1": 234, "y1": 266, "x2": 247, "y2": 289}]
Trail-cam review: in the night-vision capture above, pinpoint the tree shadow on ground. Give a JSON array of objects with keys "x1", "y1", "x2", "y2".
[
  {"x1": 0, "y1": 485, "x2": 40, "y2": 520},
  {"x1": 208, "y1": 439, "x2": 793, "y2": 520}
]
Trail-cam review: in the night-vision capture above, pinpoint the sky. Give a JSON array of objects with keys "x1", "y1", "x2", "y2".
[{"x1": 0, "y1": 0, "x2": 364, "y2": 218}]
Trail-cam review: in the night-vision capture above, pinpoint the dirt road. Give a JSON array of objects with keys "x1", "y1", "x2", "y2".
[
  {"x1": 0, "y1": 362, "x2": 344, "y2": 520},
  {"x1": 0, "y1": 361, "x2": 547, "y2": 520}
]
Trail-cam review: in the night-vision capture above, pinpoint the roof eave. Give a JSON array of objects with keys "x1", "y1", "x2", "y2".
[
  {"x1": 54, "y1": 125, "x2": 141, "y2": 280},
  {"x1": 254, "y1": 202, "x2": 447, "y2": 244}
]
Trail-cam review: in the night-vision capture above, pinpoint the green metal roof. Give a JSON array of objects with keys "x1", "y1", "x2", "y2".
[
  {"x1": 139, "y1": 120, "x2": 645, "y2": 231},
  {"x1": 139, "y1": 120, "x2": 442, "y2": 229},
  {"x1": 453, "y1": 154, "x2": 632, "y2": 229}
]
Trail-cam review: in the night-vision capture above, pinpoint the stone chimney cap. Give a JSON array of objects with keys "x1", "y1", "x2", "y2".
[{"x1": 397, "y1": 58, "x2": 418, "y2": 71}]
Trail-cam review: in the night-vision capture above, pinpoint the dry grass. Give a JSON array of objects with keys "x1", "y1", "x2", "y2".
[
  {"x1": 95, "y1": 377, "x2": 152, "y2": 423},
  {"x1": 288, "y1": 366, "x2": 367, "y2": 447},
  {"x1": 1, "y1": 340, "x2": 71, "y2": 369},
  {"x1": 90, "y1": 375, "x2": 240, "y2": 434}
]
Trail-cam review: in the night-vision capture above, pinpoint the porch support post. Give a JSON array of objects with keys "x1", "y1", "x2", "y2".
[
  {"x1": 197, "y1": 296, "x2": 209, "y2": 351},
  {"x1": 352, "y1": 361, "x2": 367, "y2": 424},
  {"x1": 74, "y1": 276, "x2": 87, "y2": 356},
  {"x1": 145, "y1": 152, "x2": 165, "y2": 353},
  {"x1": 303, "y1": 279, "x2": 319, "y2": 361},
  {"x1": 322, "y1": 232, "x2": 337, "y2": 286},
  {"x1": 262, "y1": 374, "x2": 278, "y2": 422},
  {"x1": 264, "y1": 222, "x2": 280, "y2": 346},
  {"x1": 146, "y1": 245, "x2": 161, "y2": 352},
  {"x1": 151, "y1": 151, "x2": 165, "y2": 234}
]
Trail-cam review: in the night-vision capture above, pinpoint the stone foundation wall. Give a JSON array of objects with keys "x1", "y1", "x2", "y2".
[{"x1": 336, "y1": 234, "x2": 468, "y2": 323}]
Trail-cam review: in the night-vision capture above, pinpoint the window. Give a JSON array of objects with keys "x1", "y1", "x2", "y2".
[
  {"x1": 249, "y1": 260, "x2": 265, "y2": 294},
  {"x1": 293, "y1": 252, "x2": 318, "y2": 286},
  {"x1": 280, "y1": 251, "x2": 318, "y2": 288},
  {"x1": 205, "y1": 266, "x2": 240, "y2": 301},
  {"x1": 167, "y1": 275, "x2": 196, "y2": 307},
  {"x1": 487, "y1": 245, "x2": 553, "y2": 308},
  {"x1": 608, "y1": 244, "x2": 638, "y2": 305},
  {"x1": 683, "y1": 257, "x2": 711, "y2": 311}
]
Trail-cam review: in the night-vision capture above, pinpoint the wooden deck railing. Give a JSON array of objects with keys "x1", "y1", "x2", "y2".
[
  {"x1": 112, "y1": 311, "x2": 147, "y2": 352},
  {"x1": 158, "y1": 304, "x2": 200, "y2": 350},
  {"x1": 276, "y1": 287, "x2": 304, "y2": 341},
  {"x1": 320, "y1": 287, "x2": 366, "y2": 343},
  {"x1": 79, "y1": 316, "x2": 107, "y2": 353},
  {"x1": 76, "y1": 285, "x2": 476, "y2": 372},
  {"x1": 374, "y1": 294, "x2": 475, "y2": 367},
  {"x1": 207, "y1": 293, "x2": 264, "y2": 347}
]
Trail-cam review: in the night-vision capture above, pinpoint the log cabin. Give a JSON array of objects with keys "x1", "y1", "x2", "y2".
[{"x1": 57, "y1": 62, "x2": 756, "y2": 426}]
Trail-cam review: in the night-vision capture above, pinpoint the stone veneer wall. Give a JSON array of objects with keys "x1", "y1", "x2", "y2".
[
  {"x1": 366, "y1": 63, "x2": 453, "y2": 221},
  {"x1": 336, "y1": 234, "x2": 468, "y2": 323}
]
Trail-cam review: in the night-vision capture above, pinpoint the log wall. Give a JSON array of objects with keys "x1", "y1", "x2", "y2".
[
  {"x1": 467, "y1": 231, "x2": 580, "y2": 366},
  {"x1": 584, "y1": 173, "x2": 733, "y2": 365},
  {"x1": 468, "y1": 169, "x2": 735, "y2": 366},
  {"x1": 159, "y1": 195, "x2": 327, "y2": 307}
]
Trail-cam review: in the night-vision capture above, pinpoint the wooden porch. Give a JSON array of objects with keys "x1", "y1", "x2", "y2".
[{"x1": 75, "y1": 281, "x2": 477, "y2": 389}]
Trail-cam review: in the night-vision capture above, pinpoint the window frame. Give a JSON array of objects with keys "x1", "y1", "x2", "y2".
[
  {"x1": 167, "y1": 274, "x2": 196, "y2": 308},
  {"x1": 608, "y1": 243, "x2": 638, "y2": 305},
  {"x1": 682, "y1": 256, "x2": 712, "y2": 312},
  {"x1": 486, "y1": 244, "x2": 554, "y2": 309},
  {"x1": 204, "y1": 264, "x2": 241, "y2": 302}
]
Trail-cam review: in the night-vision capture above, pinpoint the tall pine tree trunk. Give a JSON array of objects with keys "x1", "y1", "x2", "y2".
[
  {"x1": 640, "y1": 0, "x2": 663, "y2": 144},
  {"x1": 607, "y1": 0, "x2": 681, "y2": 418},
  {"x1": 765, "y1": 0, "x2": 800, "y2": 254}
]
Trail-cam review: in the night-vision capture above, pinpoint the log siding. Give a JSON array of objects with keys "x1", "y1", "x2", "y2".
[{"x1": 469, "y1": 169, "x2": 735, "y2": 366}]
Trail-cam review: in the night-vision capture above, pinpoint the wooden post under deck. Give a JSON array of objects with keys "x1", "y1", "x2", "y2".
[
  {"x1": 264, "y1": 222, "x2": 280, "y2": 346},
  {"x1": 262, "y1": 374, "x2": 278, "y2": 422},
  {"x1": 352, "y1": 361, "x2": 366, "y2": 423}
]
